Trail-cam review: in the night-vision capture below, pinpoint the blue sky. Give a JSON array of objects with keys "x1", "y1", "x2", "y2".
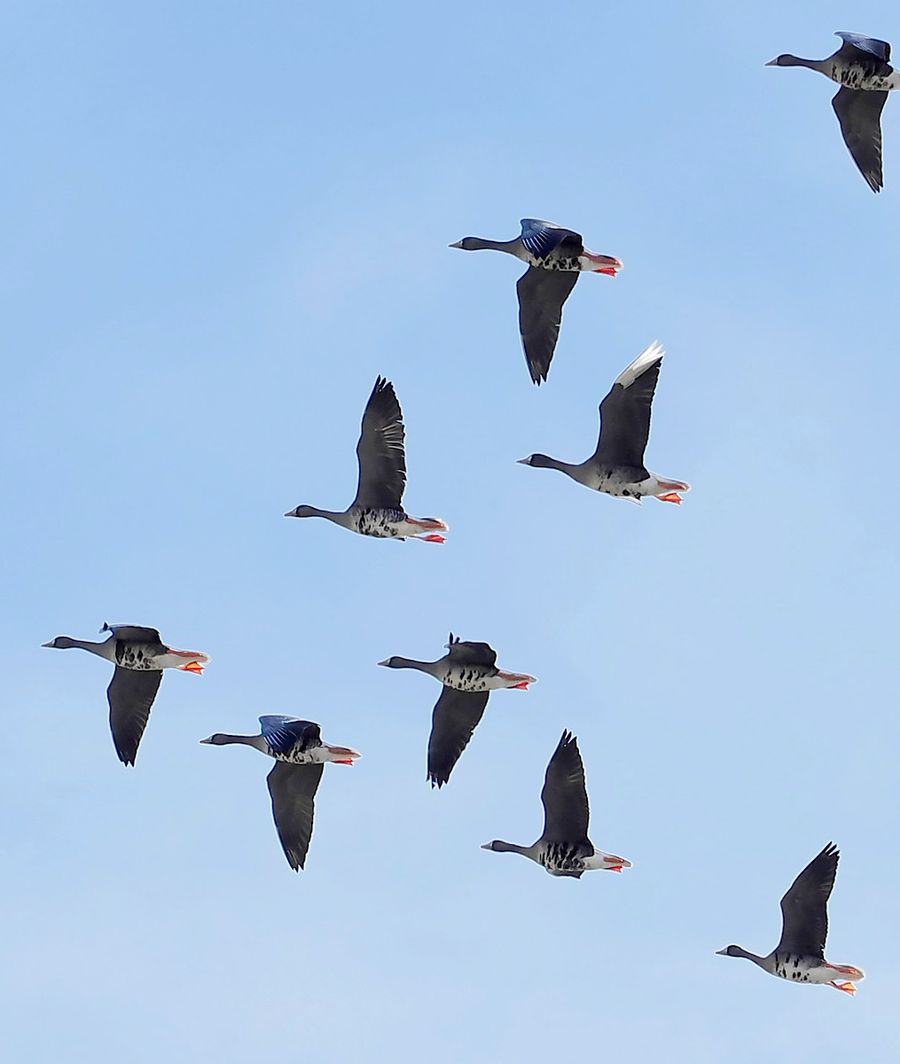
[{"x1": 3, "y1": 1, "x2": 900, "y2": 1060}]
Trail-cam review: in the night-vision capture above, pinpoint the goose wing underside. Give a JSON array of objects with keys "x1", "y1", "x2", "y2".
[
  {"x1": 266, "y1": 761, "x2": 325, "y2": 871},
  {"x1": 107, "y1": 666, "x2": 163, "y2": 766},
  {"x1": 427, "y1": 687, "x2": 490, "y2": 788},
  {"x1": 540, "y1": 730, "x2": 592, "y2": 854},
  {"x1": 832, "y1": 86, "x2": 888, "y2": 193},
  {"x1": 776, "y1": 842, "x2": 839, "y2": 957},
  {"x1": 593, "y1": 353, "x2": 662, "y2": 469},
  {"x1": 516, "y1": 268, "x2": 579, "y2": 385},
  {"x1": 353, "y1": 376, "x2": 407, "y2": 510}
]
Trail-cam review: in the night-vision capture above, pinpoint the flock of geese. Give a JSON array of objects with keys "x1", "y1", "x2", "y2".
[{"x1": 42, "y1": 30, "x2": 889, "y2": 1000}]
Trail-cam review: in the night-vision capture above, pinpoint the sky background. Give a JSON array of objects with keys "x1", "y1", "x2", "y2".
[{"x1": 3, "y1": 1, "x2": 900, "y2": 1061}]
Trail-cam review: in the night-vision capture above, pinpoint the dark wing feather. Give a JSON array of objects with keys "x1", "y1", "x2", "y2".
[
  {"x1": 516, "y1": 268, "x2": 579, "y2": 385},
  {"x1": 832, "y1": 87, "x2": 888, "y2": 193},
  {"x1": 445, "y1": 633, "x2": 497, "y2": 668},
  {"x1": 519, "y1": 219, "x2": 584, "y2": 260},
  {"x1": 594, "y1": 352, "x2": 662, "y2": 468},
  {"x1": 777, "y1": 842, "x2": 839, "y2": 957},
  {"x1": 427, "y1": 687, "x2": 490, "y2": 788},
  {"x1": 540, "y1": 730, "x2": 592, "y2": 853},
  {"x1": 353, "y1": 376, "x2": 407, "y2": 510},
  {"x1": 835, "y1": 32, "x2": 891, "y2": 63},
  {"x1": 102, "y1": 623, "x2": 162, "y2": 644},
  {"x1": 106, "y1": 666, "x2": 162, "y2": 766},
  {"x1": 259, "y1": 716, "x2": 321, "y2": 756},
  {"x1": 266, "y1": 762, "x2": 324, "y2": 871}
]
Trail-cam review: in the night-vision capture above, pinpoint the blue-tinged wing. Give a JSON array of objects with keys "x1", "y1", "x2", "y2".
[
  {"x1": 519, "y1": 219, "x2": 583, "y2": 260},
  {"x1": 835, "y1": 32, "x2": 891, "y2": 63},
  {"x1": 259, "y1": 715, "x2": 321, "y2": 755}
]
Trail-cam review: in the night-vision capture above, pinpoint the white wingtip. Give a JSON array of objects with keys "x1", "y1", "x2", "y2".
[{"x1": 614, "y1": 340, "x2": 665, "y2": 389}]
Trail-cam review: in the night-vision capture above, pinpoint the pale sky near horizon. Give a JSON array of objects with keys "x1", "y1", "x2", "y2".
[{"x1": 3, "y1": 2, "x2": 900, "y2": 1062}]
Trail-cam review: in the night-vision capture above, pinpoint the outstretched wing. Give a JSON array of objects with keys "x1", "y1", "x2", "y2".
[
  {"x1": 516, "y1": 268, "x2": 579, "y2": 385},
  {"x1": 427, "y1": 687, "x2": 490, "y2": 788},
  {"x1": 594, "y1": 341, "x2": 663, "y2": 469},
  {"x1": 832, "y1": 86, "x2": 888, "y2": 193},
  {"x1": 107, "y1": 666, "x2": 163, "y2": 766},
  {"x1": 540, "y1": 730, "x2": 592, "y2": 854},
  {"x1": 266, "y1": 762, "x2": 325, "y2": 871},
  {"x1": 777, "y1": 842, "x2": 839, "y2": 957},
  {"x1": 353, "y1": 376, "x2": 407, "y2": 510}
]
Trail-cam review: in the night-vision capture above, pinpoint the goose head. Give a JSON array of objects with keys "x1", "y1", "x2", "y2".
[
  {"x1": 517, "y1": 453, "x2": 558, "y2": 469},
  {"x1": 765, "y1": 54, "x2": 808, "y2": 67}
]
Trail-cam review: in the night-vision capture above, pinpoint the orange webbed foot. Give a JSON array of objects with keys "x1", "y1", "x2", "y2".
[
  {"x1": 657, "y1": 492, "x2": 682, "y2": 505},
  {"x1": 829, "y1": 981, "x2": 857, "y2": 995},
  {"x1": 180, "y1": 661, "x2": 205, "y2": 675}
]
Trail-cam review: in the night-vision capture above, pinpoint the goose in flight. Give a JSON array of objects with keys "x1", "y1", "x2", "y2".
[
  {"x1": 450, "y1": 218, "x2": 622, "y2": 385},
  {"x1": 481, "y1": 730, "x2": 631, "y2": 877},
  {"x1": 767, "y1": 32, "x2": 898, "y2": 192},
  {"x1": 717, "y1": 842, "x2": 864, "y2": 994},
  {"x1": 42, "y1": 623, "x2": 209, "y2": 765},
  {"x1": 201, "y1": 716, "x2": 360, "y2": 871},
  {"x1": 518, "y1": 341, "x2": 689, "y2": 504},
  {"x1": 284, "y1": 376, "x2": 448, "y2": 542},
  {"x1": 378, "y1": 634, "x2": 536, "y2": 788}
]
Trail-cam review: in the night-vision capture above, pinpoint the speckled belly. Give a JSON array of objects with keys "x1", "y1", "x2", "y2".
[
  {"x1": 597, "y1": 468, "x2": 652, "y2": 498},
  {"x1": 527, "y1": 255, "x2": 581, "y2": 271},
  {"x1": 441, "y1": 666, "x2": 494, "y2": 692},
  {"x1": 354, "y1": 508, "x2": 407, "y2": 538},
  {"x1": 114, "y1": 643, "x2": 162, "y2": 670},
  {"x1": 833, "y1": 64, "x2": 898, "y2": 90}
]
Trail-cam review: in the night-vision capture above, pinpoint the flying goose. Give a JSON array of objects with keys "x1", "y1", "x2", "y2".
[
  {"x1": 42, "y1": 623, "x2": 209, "y2": 765},
  {"x1": 518, "y1": 341, "x2": 689, "y2": 504},
  {"x1": 767, "y1": 33, "x2": 898, "y2": 192},
  {"x1": 481, "y1": 730, "x2": 631, "y2": 877},
  {"x1": 378, "y1": 634, "x2": 536, "y2": 788},
  {"x1": 717, "y1": 842, "x2": 864, "y2": 995},
  {"x1": 284, "y1": 376, "x2": 448, "y2": 542},
  {"x1": 201, "y1": 716, "x2": 360, "y2": 871},
  {"x1": 450, "y1": 219, "x2": 622, "y2": 385}
]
